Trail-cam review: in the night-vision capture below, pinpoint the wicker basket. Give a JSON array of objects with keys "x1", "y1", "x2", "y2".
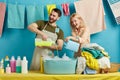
[{"x1": 109, "y1": 63, "x2": 120, "y2": 72}]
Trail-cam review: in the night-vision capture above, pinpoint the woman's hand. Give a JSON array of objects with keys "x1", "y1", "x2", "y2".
[{"x1": 65, "y1": 36, "x2": 72, "y2": 42}]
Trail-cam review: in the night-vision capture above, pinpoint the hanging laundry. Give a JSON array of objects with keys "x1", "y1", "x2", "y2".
[
  {"x1": 107, "y1": 0, "x2": 120, "y2": 24},
  {"x1": 26, "y1": 5, "x2": 44, "y2": 25},
  {"x1": 8, "y1": 4, "x2": 25, "y2": 29},
  {"x1": 0, "y1": 2, "x2": 6, "y2": 37},
  {"x1": 61, "y1": 3, "x2": 70, "y2": 16},
  {"x1": 46, "y1": 4, "x2": 56, "y2": 16},
  {"x1": 74, "y1": 0, "x2": 106, "y2": 34}
]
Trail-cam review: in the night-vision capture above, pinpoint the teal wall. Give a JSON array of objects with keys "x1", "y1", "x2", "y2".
[{"x1": 0, "y1": 0, "x2": 120, "y2": 69}]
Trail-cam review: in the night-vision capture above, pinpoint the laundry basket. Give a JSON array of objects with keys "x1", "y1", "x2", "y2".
[{"x1": 44, "y1": 59, "x2": 77, "y2": 74}]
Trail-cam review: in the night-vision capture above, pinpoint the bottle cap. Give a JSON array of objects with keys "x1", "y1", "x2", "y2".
[
  {"x1": 17, "y1": 56, "x2": 21, "y2": 60},
  {"x1": 7, "y1": 64, "x2": 9, "y2": 67},
  {"x1": 11, "y1": 56, "x2": 15, "y2": 61},
  {"x1": 5, "y1": 56, "x2": 9, "y2": 60},
  {"x1": 23, "y1": 56, "x2": 27, "y2": 60},
  {"x1": 1, "y1": 59, "x2": 3, "y2": 63}
]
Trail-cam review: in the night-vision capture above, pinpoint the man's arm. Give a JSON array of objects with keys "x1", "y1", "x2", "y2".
[
  {"x1": 28, "y1": 23, "x2": 44, "y2": 35},
  {"x1": 50, "y1": 39, "x2": 63, "y2": 50},
  {"x1": 28, "y1": 23, "x2": 47, "y2": 40}
]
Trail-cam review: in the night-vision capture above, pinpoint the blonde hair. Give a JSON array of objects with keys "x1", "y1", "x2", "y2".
[{"x1": 70, "y1": 13, "x2": 86, "y2": 30}]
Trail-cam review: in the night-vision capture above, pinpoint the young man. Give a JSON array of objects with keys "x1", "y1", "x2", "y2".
[{"x1": 28, "y1": 8, "x2": 64, "y2": 70}]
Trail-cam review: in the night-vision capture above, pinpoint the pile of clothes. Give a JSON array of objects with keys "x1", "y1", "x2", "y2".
[{"x1": 76, "y1": 43, "x2": 110, "y2": 74}]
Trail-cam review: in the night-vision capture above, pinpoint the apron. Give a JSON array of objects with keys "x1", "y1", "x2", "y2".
[{"x1": 30, "y1": 23, "x2": 58, "y2": 71}]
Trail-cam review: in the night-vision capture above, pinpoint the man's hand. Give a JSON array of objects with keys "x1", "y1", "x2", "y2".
[
  {"x1": 37, "y1": 45, "x2": 50, "y2": 49},
  {"x1": 41, "y1": 33, "x2": 48, "y2": 41}
]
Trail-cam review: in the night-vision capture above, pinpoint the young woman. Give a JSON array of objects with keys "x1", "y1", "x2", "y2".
[
  {"x1": 66, "y1": 13, "x2": 110, "y2": 74},
  {"x1": 65, "y1": 13, "x2": 90, "y2": 57}
]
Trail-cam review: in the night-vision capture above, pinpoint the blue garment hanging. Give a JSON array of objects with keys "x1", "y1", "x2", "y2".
[
  {"x1": 26, "y1": 5, "x2": 44, "y2": 25},
  {"x1": 8, "y1": 4, "x2": 25, "y2": 29}
]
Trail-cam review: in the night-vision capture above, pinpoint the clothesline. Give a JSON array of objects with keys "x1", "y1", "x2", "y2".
[
  {"x1": 7, "y1": 2, "x2": 74, "y2": 27},
  {"x1": 0, "y1": 0, "x2": 106, "y2": 38}
]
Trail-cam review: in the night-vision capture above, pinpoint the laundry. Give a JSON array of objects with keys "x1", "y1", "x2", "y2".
[
  {"x1": 47, "y1": 4, "x2": 56, "y2": 16},
  {"x1": 7, "y1": 4, "x2": 25, "y2": 29},
  {"x1": 26, "y1": 5, "x2": 44, "y2": 25},
  {"x1": 61, "y1": 3, "x2": 70, "y2": 16},
  {"x1": 0, "y1": 2, "x2": 6, "y2": 37},
  {"x1": 74, "y1": 0, "x2": 106, "y2": 34}
]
